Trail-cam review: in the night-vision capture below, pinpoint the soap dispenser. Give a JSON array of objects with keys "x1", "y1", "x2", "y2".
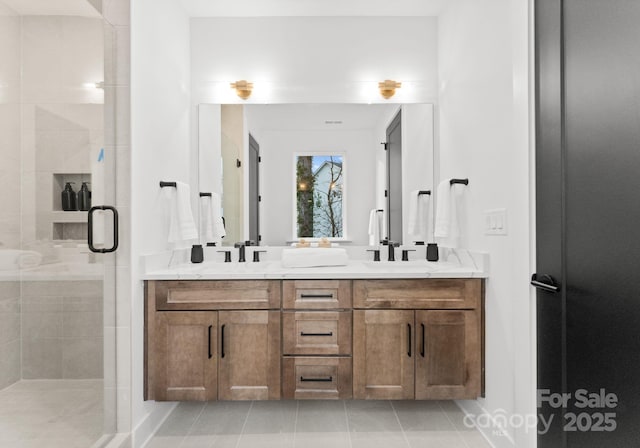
[
  {"x1": 77, "y1": 182, "x2": 92, "y2": 211},
  {"x1": 61, "y1": 182, "x2": 77, "y2": 211}
]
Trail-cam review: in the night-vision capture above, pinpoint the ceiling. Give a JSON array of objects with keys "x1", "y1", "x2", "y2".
[
  {"x1": 183, "y1": 0, "x2": 448, "y2": 17},
  {"x1": 0, "y1": 0, "x2": 101, "y2": 17},
  {"x1": 245, "y1": 104, "x2": 399, "y2": 132}
]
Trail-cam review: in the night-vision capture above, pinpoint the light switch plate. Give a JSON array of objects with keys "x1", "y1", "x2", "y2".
[{"x1": 484, "y1": 208, "x2": 508, "y2": 235}]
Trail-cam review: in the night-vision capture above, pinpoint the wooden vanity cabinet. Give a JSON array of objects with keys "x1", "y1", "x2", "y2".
[
  {"x1": 352, "y1": 279, "x2": 483, "y2": 400},
  {"x1": 145, "y1": 281, "x2": 281, "y2": 402},
  {"x1": 281, "y1": 280, "x2": 353, "y2": 400},
  {"x1": 146, "y1": 278, "x2": 483, "y2": 402},
  {"x1": 153, "y1": 311, "x2": 218, "y2": 401}
]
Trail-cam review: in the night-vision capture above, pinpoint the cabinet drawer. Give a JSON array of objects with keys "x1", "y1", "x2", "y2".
[
  {"x1": 282, "y1": 357, "x2": 352, "y2": 399},
  {"x1": 353, "y1": 279, "x2": 481, "y2": 310},
  {"x1": 283, "y1": 311, "x2": 352, "y2": 355},
  {"x1": 283, "y1": 280, "x2": 351, "y2": 309},
  {"x1": 154, "y1": 280, "x2": 281, "y2": 310}
]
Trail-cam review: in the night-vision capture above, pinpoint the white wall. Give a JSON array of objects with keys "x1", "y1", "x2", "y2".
[
  {"x1": 190, "y1": 16, "x2": 438, "y2": 104},
  {"x1": 252, "y1": 128, "x2": 376, "y2": 246},
  {"x1": 131, "y1": 0, "x2": 192, "y2": 444},
  {"x1": 438, "y1": 1, "x2": 533, "y2": 447}
]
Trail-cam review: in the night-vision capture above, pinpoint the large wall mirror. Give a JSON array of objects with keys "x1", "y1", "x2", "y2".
[{"x1": 198, "y1": 103, "x2": 434, "y2": 247}]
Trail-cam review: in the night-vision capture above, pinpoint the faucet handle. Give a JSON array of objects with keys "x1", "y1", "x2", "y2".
[
  {"x1": 217, "y1": 250, "x2": 232, "y2": 263},
  {"x1": 401, "y1": 249, "x2": 416, "y2": 261},
  {"x1": 234, "y1": 242, "x2": 246, "y2": 248},
  {"x1": 366, "y1": 249, "x2": 381, "y2": 262},
  {"x1": 252, "y1": 250, "x2": 267, "y2": 262}
]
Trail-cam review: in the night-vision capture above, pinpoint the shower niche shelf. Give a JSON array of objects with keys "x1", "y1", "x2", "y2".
[{"x1": 50, "y1": 173, "x2": 91, "y2": 241}]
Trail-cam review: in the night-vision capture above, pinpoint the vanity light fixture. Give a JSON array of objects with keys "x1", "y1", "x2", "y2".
[
  {"x1": 230, "y1": 80, "x2": 253, "y2": 100},
  {"x1": 378, "y1": 80, "x2": 402, "y2": 99}
]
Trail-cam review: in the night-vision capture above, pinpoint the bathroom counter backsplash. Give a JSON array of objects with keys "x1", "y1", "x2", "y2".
[{"x1": 141, "y1": 246, "x2": 489, "y2": 280}]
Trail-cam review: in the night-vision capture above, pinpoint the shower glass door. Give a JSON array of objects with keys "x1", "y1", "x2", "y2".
[{"x1": 0, "y1": 1, "x2": 118, "y2": 445}]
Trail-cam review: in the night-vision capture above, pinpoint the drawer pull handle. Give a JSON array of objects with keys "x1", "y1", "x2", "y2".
[
  {"x1": 300, "y1": 293, "x2": 335, "y2": 299},
  {"x1": 300, "y1": 376, "x2": 333, "y2": 382},
  {"x1": 208, "y1": 325, "x2": 213, "y2": 359},
  {"x1": 221, "y1": 324, "x2": 226, "y2": 359},
  {"x1": 300, "y1": 332, "x2": 333, "y2": 337}
]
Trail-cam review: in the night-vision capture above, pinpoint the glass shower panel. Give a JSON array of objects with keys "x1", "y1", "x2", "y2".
[{"x1": 0, "y1": 3, "x2": 117, "y2": 445}]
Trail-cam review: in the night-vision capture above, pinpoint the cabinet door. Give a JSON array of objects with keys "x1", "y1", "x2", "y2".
[
  {"x1": 154, "y1": 311, "x2": 217, "y2": 401},
  {"x1": 353, "y1": 310, "x2": 414, "y2": 399},
  {"x1": 415, "y1": 310, "x2": 481, "y2": 399},
  {"x1": 218, "y1": 311, "x2": 281, "y2": 400}
]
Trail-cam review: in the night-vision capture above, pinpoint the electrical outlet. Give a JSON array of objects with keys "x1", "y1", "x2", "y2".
[{"x1": 484, "y1": 208, "x2": 508, "y2": 235}]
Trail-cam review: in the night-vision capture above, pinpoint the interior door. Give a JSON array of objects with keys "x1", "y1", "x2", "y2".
[
  {"x1": 536, "y1": 1, "x2": 640, "y2": 446},
  {"x1": 248, "y1": 134, "x2": 260, "y2": 244},
  {"x1": 386, "y1": 110, "x2": 402, "y2": 243}
]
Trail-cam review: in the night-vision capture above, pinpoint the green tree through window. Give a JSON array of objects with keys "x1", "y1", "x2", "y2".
[{"x1": 296, "y1": 155, "x2": 344, "y2": 238}]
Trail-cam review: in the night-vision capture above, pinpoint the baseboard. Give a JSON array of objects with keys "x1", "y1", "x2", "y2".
[
  {"x1": 133, "y1": 402, "x2": 178, "y2": 448},
  {"x1": 455, "y1": 400, "x2": 517, "y2": 448}
]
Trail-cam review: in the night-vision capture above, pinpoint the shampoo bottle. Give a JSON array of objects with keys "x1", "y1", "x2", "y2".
[
  {"x1": 78, "y1": 182, "x2": 92, "y2": 211},
  {"x1": 61, "y1": 182, "x2": 77, "y2": 211}
]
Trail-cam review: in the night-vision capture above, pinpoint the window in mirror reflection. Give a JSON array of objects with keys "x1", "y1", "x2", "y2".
[{"x1": 296, "y1": 154, "x2": 344, "y2": 238}]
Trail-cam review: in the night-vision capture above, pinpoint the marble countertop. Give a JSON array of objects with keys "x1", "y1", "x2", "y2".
[{"x1": 142, "y1": 247, "x2": 489, "y2": 280}]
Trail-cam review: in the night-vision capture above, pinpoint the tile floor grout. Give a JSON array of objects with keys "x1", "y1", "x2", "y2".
[
  {"x1": 389, "y1": 400, "x2": 412, "y2": 448},
  {"x1": 145, "y1": 399, "x2": 492, "y2": 448}
]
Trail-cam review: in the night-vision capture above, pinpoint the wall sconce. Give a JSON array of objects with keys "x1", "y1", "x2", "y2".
[
  {"x1": 230, "y1": 80, "x2": 253, "y2": 100},
  {"x1": 378, "y1": 80, "x2": 402, "y2": 99}
]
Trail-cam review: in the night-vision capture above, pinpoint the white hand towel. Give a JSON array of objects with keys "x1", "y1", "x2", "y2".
[
  {"x1": 281, "y1": 248, "x2": 349, "y2": 268},
  {"x1": 408, "y1": 190, "x2": 430, "y2": 242},
  {"x1": 368, "y1": 209, "x2": 383, "y2": 246},
  {"x1": 166, "y1": 182, "x2": 198, "y2": 245},
  {"x1": 434, "y1": 179, "x2": 460, "y2": 247},
  {"x1": 201, "y1": 193, "x2": 226, "y2": 244}
]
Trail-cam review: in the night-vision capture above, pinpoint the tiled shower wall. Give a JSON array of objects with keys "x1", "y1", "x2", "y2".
[
  {"x1": 21, "y1": 280, "x2": 103, "y2": 379},
  {"x1": 0, "y1": 282, "x2": 20, "y2": 390},
  {"x1": 0, "y1": 3, "x2": 22, "y2": 391}
]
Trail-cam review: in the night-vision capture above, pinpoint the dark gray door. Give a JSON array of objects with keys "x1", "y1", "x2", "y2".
[
  {"x1": 386, "y1": 110, "x2": 402, "y2": 243},
  {"x1": 536, "y1": 1, "x2": 640, "y2": 447},
  {"x1": 248, "y1": 134, "x2": 260, "y2": 245}
]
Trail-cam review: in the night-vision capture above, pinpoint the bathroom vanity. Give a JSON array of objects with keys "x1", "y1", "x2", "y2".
[{"x1": 144, "y1": 263, "x2": 484, "y2": 402}]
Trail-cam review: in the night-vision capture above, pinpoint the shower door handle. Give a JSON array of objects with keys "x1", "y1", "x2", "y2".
[{"x1": 88, "y1": 206, "x2": 119, "y2": 253}]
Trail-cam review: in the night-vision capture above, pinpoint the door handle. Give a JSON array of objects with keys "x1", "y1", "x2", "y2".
[
  {"x1": 207, "y1": 325, "x2": 213, "y2": 359},
  {"x1": 531, "y1": 273, "x2": 560, "y2": 293},
  {"x1": 407, "y1": 323, "x2": 412, "y2": 357},
  {"x1": 220, "y1": 324, "x2": 226, "y2": 358},
  {"x1": 420, "y1": 323, "x2": 425, "y2": 358},
  {"x1": 88, "y1": 205, "x2": 119, "y2": 253}
]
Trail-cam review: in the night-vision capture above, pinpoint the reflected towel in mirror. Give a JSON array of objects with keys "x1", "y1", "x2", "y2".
[
  {"x1": 368, "y1": 209, "x2": 384, "y2": 246},
  {"x1": 201, "y1": 193, "x2": 226, "y2": 244}
]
